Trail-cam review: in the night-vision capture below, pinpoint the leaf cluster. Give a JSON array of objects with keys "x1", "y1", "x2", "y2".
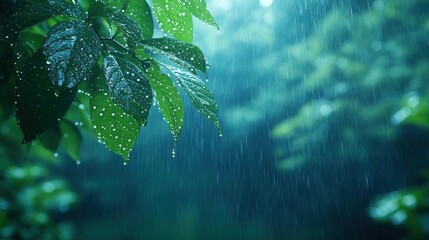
[{"x1": 0, "y1": 0, "x2": 220, "y2": 162}]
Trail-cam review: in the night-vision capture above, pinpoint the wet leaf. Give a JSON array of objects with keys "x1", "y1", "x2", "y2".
[
  {"x1": 187, "y1": 0, "x2": 218, "y2": 29},
  {"x1": 39, "y1": 125, "x2": 62, "y2": 152},
  {"x1": 124, "y1": 0, "x2": 153, "y2": 40},
  {"x1": 1, "y1": 4, "x2": 60, "y2": 41},
  {"x1": 15, "y1": 50, "x2": 77, "y2": 143},
  {"x1": 152, "y1": 0, "x2": 218, "y2": 42},
  {"x1": 0, "y1": 1, "x2": 85, "y2": 42},
  {"x1": 47, "y1": 0, "x2": 86, "y2": 19},
  {"x1": 103, "y1": 55, "x2": 153, "y2": 125},
  {"x1": 90, "y1": 78, "x2": 140, "y2": 162},
  {"x1": 140, "y1": 37, "x2": 207, "y2": 74},
  {"x1": 60, "y1": 119, "x2": 82, "y2": 161},
  {"x1": 101, "y1": 0, "x2": 126, "y2": 9},
  {"x1": 43, "y1": 20, "x2": 101, "y2": 88},
  {"x1": 15, "y1": 26, "x2": 47, "y2": 71},
  {"x1": 165, "y1": 65, "x2": 220, "y2": 129},
  {"x1": 88, "y1": 1, "x2": 143, "y2": 46},
  {"x1": 107, "y1": 9, "x2": 142, "y2": 47},
  {"x1": 146, "y1": 61, "x2": 184, "y2": 141},
  {"x1": 88, "y1": 0, "x2": 107, "y2": 16},
  {"x1": 153, "y1": 0, "x2": 193, "y2": 42}
]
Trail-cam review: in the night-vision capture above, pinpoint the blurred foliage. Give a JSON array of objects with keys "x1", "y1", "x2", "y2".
[
  {"x1": 0, "y1": 116, "x2": 78, "y2": 239},
  {"x1": 369, "y1": 187, "x2": 428, "y2": 239},
  {"x1": 0, "y1": 33, "x2": 78, "y2": 235},
  {"x1": 271, "y1": 0, "x2": 429, "y2": 171},
  {"x1": 268, "y1": 0, "x2": 429, "y2": 238}
]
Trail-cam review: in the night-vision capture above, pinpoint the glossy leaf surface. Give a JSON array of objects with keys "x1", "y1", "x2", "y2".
[
  {"x1": 165, "y1": 65, "x2": 220, "y2": 129},
  {"x1": 152, "y1": 0, "x2": 218, "y2": 42},
  {"x1": 153, "y1": 0, "x2": 193, "y2": 42},
  {"x1": 141, "y1": 37, "x2": 207, "y2": 74},
  {"x1": 90, "y1": 78, "x2": 140, "y2": 162},
  {"x1": 146, "y1": 62, "x2": 184, "y2": 141},
  {"x1": 43, "y1": 20, "x2": 101, "y2": 88},
  {"x1": 103, "y1": 54, "x2": 153, "y2": 125}
]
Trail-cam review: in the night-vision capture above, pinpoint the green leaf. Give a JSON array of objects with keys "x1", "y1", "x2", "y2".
[
  {"x1": 90, "y1": 78, "x2": 140, "y2": 162},
  {"x1": 103, "y1": 55, "x2": 153, "y2": 125},
  {"x1": 103, "y1": 0, "x2": 153, "y2": 39},
  {"x1": 43, "y1": 20, "x2": 101, "y2": 88},
  {"x1": 187, "y1": 0, "x2": 218, "y2": 29},
  {"x1": 63, "y1": 92, "x2": 93, "y2": 133},
  {"x1": 152, "y1": 0, "x2": 218, "y2": 42},
  {"x1": 88, "y1": 0, "x2": 108, "y2": 16},
  {"x1": 88, "y1": 1, "x2": 144, "y2": 46},
  {"x1": 60, "y1": 119, "x2": 82, "y2": 161},
  {"x1": 165, "y1": 65, "x2": 220, "y2": 129},
  {"x1": 16, "y1": 0, "x2": 49, "y2": 4},
  {"x1": 146, "y1": 62, "x2": 184, "y2": 141},
  {"x1": 47, "y1": 0, "x2": 86, "y2": 19},
  {"x1": 153, "y1": 0, "x2": 193, "y2": 42},
  {"x1": 125, "y1": 0, "x2": 153, "y2": 40},
  {"x1": 1, "y1": 4, "x2": 60, "y2": 41},
  {"x1": 39, "y1": 125, "x2": 62, "y2": 152},
  {"x1": 15, "y1": 50, "x2": 77, "y2": 143},
  {"x1": 140, "y1": 37, "x2": 207, "y2": 74},
  {"x1": 15, "y1": 25, "x2": 47, "y2": 71},
  {"x1": 106, "y1": 8, "x2": 142, "y2": 46},
  {"x1": 101, "y1": 0, "x2": 126, "y2": 9},
  {"x1": 0, "y1": 1, "x2": 86, "y2": 42},
  {"x1": 87, "y1": 1, "x2": 112, "y2": 38}
]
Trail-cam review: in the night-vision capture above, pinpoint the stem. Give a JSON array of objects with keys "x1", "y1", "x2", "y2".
[
  {"x1": 89, "y1": 15, "x2": 150, "y2": 69},
  {"x1": 99, "y1": 37, "x2": 150, "y2": 69}
]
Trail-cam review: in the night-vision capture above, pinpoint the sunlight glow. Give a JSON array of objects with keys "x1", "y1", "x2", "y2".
[
  {"x1": 259, "y1": 0, "x2": 273, "y2": 8},
  {"x1": 217, "y1": 0, "x2": 232, "y2": 10}
]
